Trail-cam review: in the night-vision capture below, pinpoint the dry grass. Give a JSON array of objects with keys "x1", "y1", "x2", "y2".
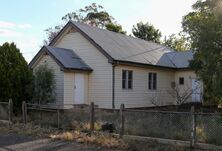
[
  {"x1": 0, "y1": 121, "x2": 196, "y2": 150},
  {"x1": 64, "y1": 121, "x2": 102, "y2": 132},
  {"x1": 0, "y1": 121, "x2": 127, "y2": 150},
  {"x1": 0, "y1": 122, "x2": 57, "y2": 138},
  {"x1": 50, "y1": 131, "x2": 127, "y2": 149}
]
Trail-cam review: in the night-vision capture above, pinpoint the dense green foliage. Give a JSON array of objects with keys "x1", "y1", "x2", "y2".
[
  {"x1": 132, "y1": 22, "x2": 162, "y2": 43},
  {"x1": 32, "y1": 64, "x2": 55, "y2": 104},
  {"x1": 0, "y1": 42, "x2": 33, "y2": 111},
  {"x1": 44, "y1": 3, "x2": 125, "y2": 44},
  {"x1": 164, "y1": 32, "x2": 191, "y2": 51},
  {"x1": 182, "y1": 0, "x2": 222, "y2": 104},
  {"x1": 105, "y1": 23, "x2": 126, "y2": 34}
]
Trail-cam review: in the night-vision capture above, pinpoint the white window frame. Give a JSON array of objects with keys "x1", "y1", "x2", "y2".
[
  {"x1": 122, "y1": 70, "x2": 133, "y2": 89},
  {"x1": 148, "y1": 72, "x2": 157, "y2": 90}
]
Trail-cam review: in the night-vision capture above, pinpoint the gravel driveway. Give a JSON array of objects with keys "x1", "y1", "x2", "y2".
[{"x1": 0, "y1": 134, "x2": 124, "y2": 151}]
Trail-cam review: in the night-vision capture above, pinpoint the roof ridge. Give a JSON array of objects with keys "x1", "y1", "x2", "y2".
[{"x1": 165, "y1": 53, "x2": 177, "y2": 68}]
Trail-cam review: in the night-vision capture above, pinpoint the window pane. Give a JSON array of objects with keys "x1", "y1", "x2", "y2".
[
  {"x1": 128, "y1": 71, "x2": 133, "y2": 89},
  {"x1": 153, "y1": 73, "x2": 157, "y2": 90},
  {"x1": 128, "y1": 71, "x2": 132, "y2": 80},
  {"x1": 122, "y1": 79, "x2": 126, "y2": 89},
  {"x1": 122, "y1": 70, "x2": 126, "y2": 79},
  {"x1": 128, "y1": 80, "x2": 132, "y2": 89},
  {"x1": 179, "y1": 77, "x2": 184, "y2": 85},
  {"x1": 122, "y1": 70, "x2": 127, "y2": 89},
  {"x1": 148, "y1": 73, "x2": 152, "y2": 89}
]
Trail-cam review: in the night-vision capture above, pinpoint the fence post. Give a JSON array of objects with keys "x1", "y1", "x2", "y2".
[
  {"x1": 38, "y1": 103, "x2": 41, "y2": 125},
  {"x1": 190, "y1": 105, "x2": 196, "y2": 148},
  {"x1": 22, "y1": 101, "x2": 27, "y2": 124},
  {"x1": 57, "y1": 109, "x2": 60, "y2": 129},
  {"x1": 90, "y1": 102, "x2": 95, "y2": 132},
  {"x1": 8, "y1": 99, "x2": 13, "y2": 122},
  {"x1": 120, "y1": 104, "x2": 125, "y2": 138}
]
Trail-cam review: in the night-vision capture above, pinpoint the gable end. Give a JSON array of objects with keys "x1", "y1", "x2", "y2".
[
  {"x1": 29, "y1": 47, "x2": 64, "y2": 70},
  {"x1": 49, "y1": 21, "x2": 114, "y2": 63}
]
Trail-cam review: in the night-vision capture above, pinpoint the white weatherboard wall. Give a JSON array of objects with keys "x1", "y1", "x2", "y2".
[
  {"x1": 175, "y1": 71, "x2": 196, "y2": 88},
  {"x1": 55, "y1": 31, "x2": 113, "y2": 108},
  {"x1": 114, "y1": 65, "x2": 176, "y2": 108},
  {"x1": 175, "y1": 71, "x2": 198, "y2": 103},
  {"x1": 63, "y1": 72, "x2": 74, "y2": 105},
  {"x1": 32, "y1": 54, "x2": 64, "y2": 105}
]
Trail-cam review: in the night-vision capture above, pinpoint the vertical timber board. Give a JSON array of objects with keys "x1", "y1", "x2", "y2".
[
  {"x1": 90, "y1": 102, "x2": 95, "y2": 131},
  {"x1": 120, "y1": 104, "x2": 125, "y2": 138},
  {"x1": 8, "y1": 99, "x2": 13, "y2": 122},
  {"x1": 190, "y1": 106, "x2": 196, "y2": 148}
]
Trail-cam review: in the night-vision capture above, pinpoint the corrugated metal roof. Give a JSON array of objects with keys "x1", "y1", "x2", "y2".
[
  {"x1": 72, "y1": 22, "x2": 192, "y2": 68},
  {"x1": 45, "y1": 46, "x2": 92, "y2": 71},
  {"x1": 165, "y1": 50, "x2": 193, "y2": 68}
]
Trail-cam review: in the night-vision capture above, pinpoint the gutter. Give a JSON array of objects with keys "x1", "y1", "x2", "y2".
[{"x1": 112, "y1": 60, "x2": 192, "y2": 70}]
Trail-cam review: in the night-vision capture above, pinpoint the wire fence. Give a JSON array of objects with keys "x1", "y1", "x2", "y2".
[
  {"x1": 195, "y1": 113, "x2": 222, "y2": 146},
  {"x1": 59, "y1": 107, "x2": 90, "y2": 130},
  {"x1": 0, "y1": 99, "x2": 13, "y2": 122},
  {"x1": 21, "y1": 102, "x2": 222, "y2": 147},
  {"x1": 94, "y1": 108, "x2": 121, "y2": 133},
  {"x1": 27, "y1": 106, "x2": 58, "y2": 128},
  {"x1": 124, "y1": 109, "x2": 192, "y2": 141},
  {"x1": 0, "y1": 102, "x2": 9, "y2": 121},
  {"x1": 25, "y1": 103, "x2": 90, "y2": 130}
]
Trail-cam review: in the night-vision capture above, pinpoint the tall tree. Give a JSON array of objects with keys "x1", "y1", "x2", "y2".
[
  {"x1": 182, "y1": 0, "x2": 222, "y2": 105},
  {"x1": 44, "y1": 3, "x2": 125, "y2": 45},
  {"x1": 62, "y1": 3, "x2": 113, "y2": 28},
  {"x1": 132, "y1": 22, "x2": 162, "y2": 43},
  {"x1": 164, "y1": 32, "x2": 191, "y2": 51},
  {"x1": 0, "y1": 42, "x2": 33, "y2": 112},
  {"x1": 105, "y1": 23, "x2": 126, "y2": 34}
]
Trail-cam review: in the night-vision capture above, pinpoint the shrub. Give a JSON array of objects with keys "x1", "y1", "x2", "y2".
[
  {"x1": 0, "y1": 42, "x2": 33, "y2": 113},
  {"x1": 32, "y1": 64, "x2": 55, "y2": 104}
]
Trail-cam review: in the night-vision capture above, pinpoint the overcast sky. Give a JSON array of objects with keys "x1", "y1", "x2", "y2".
[{"x1": 0, "y1": 0, "x2": 196, "y2": 62}]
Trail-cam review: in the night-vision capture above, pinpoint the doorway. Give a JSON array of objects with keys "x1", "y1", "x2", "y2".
[{"x1": 74, "y1": 73, "x2": 85, "y2": 104}]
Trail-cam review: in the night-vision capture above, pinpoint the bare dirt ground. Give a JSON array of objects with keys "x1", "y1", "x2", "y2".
[{"x1": 0, "y1": 133, "x2": 124, "y2": 151}]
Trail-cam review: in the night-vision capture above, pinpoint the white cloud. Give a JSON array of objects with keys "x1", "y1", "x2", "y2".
[
  {"x1": 15, "y1": 38, "x2": 39, "y2": 50},
  {"x1": 0, "y1": 29, "x2": 22, "y2": 37},
  {"x1": 14, "y1": 38, "x2": 41, "y2": 63},
  {"x1": 0, "y1": 37, "x2": 41, "y2": 63},
  {"x1": 0, "y1": 21, "x2": 16, "y2": 28},
  {"x1": 0, "y1": 21, "x2": 32, "y2": 29},
  {"x1": 18, "y1": 24, "x2": 32, "y2": 29},
  {"x1": 0, "y1": 21, "x2": 32, "y2": 38}
]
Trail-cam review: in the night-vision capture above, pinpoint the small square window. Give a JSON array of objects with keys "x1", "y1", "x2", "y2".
[{"x1": 179, "y1": 77, "x2": 184, "y2": 85}]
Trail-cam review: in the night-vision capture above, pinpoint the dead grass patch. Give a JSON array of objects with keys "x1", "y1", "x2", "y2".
[
  {"x1": 0, "y1": 122, "x2": 126, "y2": 150},
  {"x1": 0, "y1": 122, "x2": 57, "y2": 138},
  {"x1": 50, "y1": 131, "x2": 127, "y2": 149}
]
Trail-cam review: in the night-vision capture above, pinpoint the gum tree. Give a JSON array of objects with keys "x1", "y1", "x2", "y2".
[{"x1": 182, "y1": 0, "x2": 222, "y2": 105}]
